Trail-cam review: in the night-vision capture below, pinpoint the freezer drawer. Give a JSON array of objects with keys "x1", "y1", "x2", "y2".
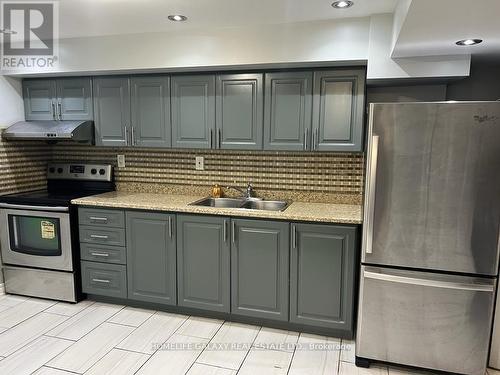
[{"x1": 356, "y1": 266, "x2": 495, "y2": 375}]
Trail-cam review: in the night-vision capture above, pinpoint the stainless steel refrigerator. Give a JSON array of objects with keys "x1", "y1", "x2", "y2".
[{"x1": 356, "y1": 102, "x2": 500, "y2": 375}]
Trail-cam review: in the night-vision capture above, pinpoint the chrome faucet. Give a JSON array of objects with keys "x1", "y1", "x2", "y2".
[{"x1": 226, "y1": 182, "x2": 254, "y2": 199}]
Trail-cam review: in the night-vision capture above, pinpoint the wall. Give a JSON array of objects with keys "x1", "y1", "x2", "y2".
[{"x1": 51, "y1": 144, "x2": 364, "y2": 204}]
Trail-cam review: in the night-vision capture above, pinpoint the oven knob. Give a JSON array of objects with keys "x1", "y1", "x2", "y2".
[
  {"x1": 99, "y1": 169, "x2": 106, "y2": 175},
  {"x1": 91, "y1": 168, "x2": 97, "y2": 175},
  {"x1": 57, "y1": 168, "x2": 63, "y2": 174},
  {"x1": 49, "y1": 167, "x2": 55, "y2": 173}
]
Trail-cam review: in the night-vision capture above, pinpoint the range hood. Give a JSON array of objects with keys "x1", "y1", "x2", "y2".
[{"x1": 2, "y1": 120, "x2": 94, "y2": 143}]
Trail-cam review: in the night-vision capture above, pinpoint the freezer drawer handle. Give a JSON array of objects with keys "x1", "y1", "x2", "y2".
[
  {"x1": 364, "y1": 270, "x2": 495, "y2": 292},
  {"x1": 362, "y1": 134, "x2": 379, "y2": 254}
]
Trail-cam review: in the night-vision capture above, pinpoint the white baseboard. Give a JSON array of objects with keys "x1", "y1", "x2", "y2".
[{"x1": 0, "y1": 283, "x2": 5, "y2": 295}]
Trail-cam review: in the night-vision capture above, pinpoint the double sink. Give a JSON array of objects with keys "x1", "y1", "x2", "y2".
[{"x1": 189, "y1": 197, "x2": 290, "y2": 212}]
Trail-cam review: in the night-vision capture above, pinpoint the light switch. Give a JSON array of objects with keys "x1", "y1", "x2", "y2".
[
  {"x1": 117, "y1": 154, "x2": 126, "y2": 168},
  {"x1": 195, "y1": 156, "x2": 204, "y2": 170}
]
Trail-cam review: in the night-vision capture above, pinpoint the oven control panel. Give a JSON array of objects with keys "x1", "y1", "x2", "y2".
[{"x1": 47, "y1": 163, "x2": 113, "y2": 181}]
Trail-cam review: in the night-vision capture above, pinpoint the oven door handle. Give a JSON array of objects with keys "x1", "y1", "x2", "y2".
[{"x1": 0, "y1": 203, "x2": 69, "y2": 212}]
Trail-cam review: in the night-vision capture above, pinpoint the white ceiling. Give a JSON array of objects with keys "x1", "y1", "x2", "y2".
[
  {"x1": 392, "y1": 0, "x2": 500, "y2": 57},
  {"x1": 57, "y1": 0, "x2": 398, "y2": 39}
]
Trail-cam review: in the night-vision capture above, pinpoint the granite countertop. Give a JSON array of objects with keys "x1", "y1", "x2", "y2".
[{"x1": 72, "y1": 191, "x2": 363, "y2": 224}]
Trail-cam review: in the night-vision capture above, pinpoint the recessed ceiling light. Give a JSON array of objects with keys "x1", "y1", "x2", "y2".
[
  {"x1": 456, "y1": 38, "x2": 482, "y2": 46},
  {"x1": 0, "y1": 28, "x2": 17, "y2": 34},
  {"x1": 168, "y1": 15, "x2": 187, "y2": 22},
  {"x1": 332, "y1": 1, "x2": 354, "y2": 9}
]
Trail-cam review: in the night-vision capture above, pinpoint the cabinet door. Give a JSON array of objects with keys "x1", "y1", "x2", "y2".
[
  {"x1": 177, "y1": 215, "x2": 230, "y2": 312},
  {"x1": 216, "y1": 74, "x2": 263, "y2": 150},
  {"x1": 23, "y1": 79, "x2": 57, "y2": 120},
  {"x1": 290, "y1": 223, "x2": 357, "y2": 332},
  {"x1": 57, "y1": 78, "x2": 93, "y2": 120},
  {"x1": 231, "y1": 219, "x2": 289, "y2": 321},
  {"x1": 171, "y1": 75, "x2": 215, "y2": 149},
  {"x1": 312, "y1": 70, "x2": 365, "y2": 151},
  {"x1": 131, "y1": 76, "x2": 171, "y2": 148},
  {"x1": 93, "y1": 77, "x2": 131, "y2": 147},
  {"x1": 126, "y1": 211, "x2": 176, "y2": 305},
  {"x1": 264, "y1": 72, "x2": 313, "y2": 151}
]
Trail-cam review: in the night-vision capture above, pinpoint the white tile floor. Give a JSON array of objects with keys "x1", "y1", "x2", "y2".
[{"x1": 0, "y1": 294, "x2": 495, "y2": 375}]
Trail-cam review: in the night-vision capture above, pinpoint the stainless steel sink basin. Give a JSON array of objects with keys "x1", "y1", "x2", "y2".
[
  {"x1": 240, "y1": 200, "x2": 290, "y2": 211},
  {"x1": 190, "y1": 197, "x2": 245, "y2": 208},
  {"x1": 189, "y1": 197, "x2": 290, "y2": 212}
]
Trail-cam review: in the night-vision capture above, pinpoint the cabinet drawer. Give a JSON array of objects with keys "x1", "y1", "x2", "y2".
[
  {"x1": 79, "y1": 208, "x2": 125, "y2": 228},
  {"x1": 79, "y1": 226, "x2": 126, "y2": 247},
  {"x1": 80, "y1": 243, "x2": 126, "y2": 265},
  {"x1": 81, "y1": 261, "x2": 127, "y2": 298}
]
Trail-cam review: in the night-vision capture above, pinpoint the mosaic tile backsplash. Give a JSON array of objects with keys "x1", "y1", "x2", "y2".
[
  {"x1": 51, "y1": 144, "x2": 364, "y2": 200},
  {"x1": 0, "y1": 138, "x2": 364, "y2": 203},
  {"x1": 0, "y1": 138, "x2": 51, "y2": 195}
]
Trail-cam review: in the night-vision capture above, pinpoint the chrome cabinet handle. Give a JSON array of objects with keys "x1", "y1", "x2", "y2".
[
  {"x1": 362, "y1": 134, "x2": 379, "y2": 255},
  {"x1": 89, "y1": 216, "x2": 108, "y2": 223},
  {"x1": 168, "y1": 216, "x2": 173, "y2": 238},
  {"x1": 92, "y1": 278, "x2": 111, "y2": 284},
  {"x1": 292, "y1": 225, "x2": 297, "y2": 248},
  {"x1": 218, "y1": 129, "x2": 222, "y2": 149},
  {"x1": 51, "y1": 101, "x2": 56, "y2": 120},
  {"x1": 304, "y1": 128, "x2": 309, "y2": 150},
  {"x1": 58, "y1": 101, "x2": 62, "y2": 120},
  {"x1": 364, "y1": 269, "x2": 495, "y2": 292},
  {"x1": 223, "y1": 219, "x2": 228, "y2": 243},
  {"x1": 209, "y1": 129, "x2": 213, "y2": 148},
  {"x1": 131, "y1": 127, "x2": 135, "y2": 146},
  {"x1": 91, "y1": 252, "x2": 109, "y2": 257},
  {"x1": 124, "y1": 126, "x2": 128, "y2": 146},
  {"x1": 231, "y1": 221, "x2": 236, "y2": 243},
  {"x1": 90, "y1": 234, "x2": 108, "y2": 239}
]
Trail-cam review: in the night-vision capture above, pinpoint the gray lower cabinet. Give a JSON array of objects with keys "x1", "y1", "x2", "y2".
[
  {"x1": 312, "y1": 69, "x2": 365, "y2": 151},
  {"x1": 216, "y1": 74, "x2": 263, "y2": 150},
  {"x1": 231, "y1": 219, "x2": 289, "y2": 321},
  {"x1": 290, "y1": 223, "x2": 357, "y2": 332},
  {"x1": 93, "y1": 77, "x2": 131, "y2": 146},
  {"x1": 171, "y1": 75, "x2": 216, "y2": 149},
  {"x1": 131, "y1": 76, "x2": 171, "y2": 148},
  {"x1": 57, "y1": 78, "x2": 93, "y2": 121},
  {"x1": 126, "y1": 211, "x2": 177, "y2": 305},
  {"x1": 81, "y1": 261, "x2": 127, "y2": 299},
  {"x1": 264, "y1": 72, "x2": 313, "y2": 151},
  {"x1": 177, "y1": 215, "x2": 230, "y2": 312}
]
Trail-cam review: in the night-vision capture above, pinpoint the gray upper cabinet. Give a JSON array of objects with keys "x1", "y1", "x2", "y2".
[
  {"x1": 216, "y1": 74, "x2": 263, "y2": 150},
  {"x1": 171, "y1": 75, "x2": 216, "y2": 149},
  {"x1": 24, "y1": 78, "x2": 93, "y2": 121},
  {"x1": 177, "y1": 215, "x2": 230, "y2": 313},
  {"x1": 57, "y1": 78, "x2": 93, "y2": 120},
  {"x1": 126, "y1": 211, "x2": 176, "y2": 305},
  {"x1": 264, "y1": 72, "x2": 313, "y2": 151},
  {"x1": 23, "y1": 79, "x2": 57, "y2": 121},
  {"x1": 312, "y1": 69, "x2": 365, "y2": 151},
  {"x1": 231, "y1": 219, "x2": 289, "y2": 321},
  {"x1": 131, "y1": 76, "x2": 171, "y2": 148},
  {"x1": 290, "y1": 223, "x2": 357, "y2": 333},
  {"x1": 93, "y1": 77, "x2": 131, "y2": 147}
]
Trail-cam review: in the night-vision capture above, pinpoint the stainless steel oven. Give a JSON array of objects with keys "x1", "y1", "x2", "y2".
[{"x1": 0, "y1": 204, "x2": 73, "y2": 271}]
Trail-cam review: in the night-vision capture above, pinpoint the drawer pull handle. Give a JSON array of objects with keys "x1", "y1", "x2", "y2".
[
  {"x1": 90, "y1": 234, "x2": 108, "y2": 239},
  {"x1": 92, "y1": 278, "x2": 111, "y2": 284},
  {"x1": 91, "y1": 252, "x2": 109, "y2": 257},
  {"x1": 89, "y1": 216, "x2": 108, "y2": 222}
]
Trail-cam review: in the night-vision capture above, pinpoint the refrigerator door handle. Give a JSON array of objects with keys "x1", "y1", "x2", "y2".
[
  {"x1": 364, "y1": 269, "x2": 495, "y2": 292},
  {"x1": 362, "y1": 134, "x2": 379, "y2": 254}
]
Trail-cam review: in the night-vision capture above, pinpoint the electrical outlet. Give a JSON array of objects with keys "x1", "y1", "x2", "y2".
[
  {"x1": 117, "y1": 154, "x2": 126, "y2": 168},
  {"x1": 195, "y1": 156, "x2": 204, "y2": 170}
]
